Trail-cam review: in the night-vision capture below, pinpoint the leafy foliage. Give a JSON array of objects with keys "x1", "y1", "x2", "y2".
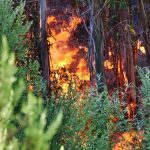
[
  {"x1": 0, "y1": 0, "x2": 47, "y2": 98},
  {"x1": 46, "y1": 87, "x2": 130, "y2": 150},
  {"x1": 0, "y1": 36, "x2": 63, "y2": 150},
  {"x1": 138, "y1": 67, "x2": 150, "y2": 149},
  {"x1": 46, "y1": 74, "x2": 150, "y2": 150},
  {"x1": 0, "y1": 0, "x2": 30, "y2": 60}
]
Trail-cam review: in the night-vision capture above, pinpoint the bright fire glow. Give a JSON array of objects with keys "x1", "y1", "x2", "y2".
[
  {"x1": 139, "y1": 46, "x2": 146, "y2": 54},
  {"x1": 113, "y1": 131, "x2": 143, "y2": 150},
  {"x1": 137, "y1": 40, "x2": 146, "y2": 54},
  {"x1": 109, "y1": 51, "x2": 113, "y2": 56},
  {"x1": 104, "y1": 60, "x2": 114, "y2": 70},
  {"x1": 117, "y1": 59, "x2": 128, "y2": 84},
  {"x1": 47, "y1": 15, "x2": 90, "y2": 92}
]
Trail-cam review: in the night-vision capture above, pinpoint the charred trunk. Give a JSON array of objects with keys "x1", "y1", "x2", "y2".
[
  {"x1": 93, "y1": 0, "x2": 105, "y2": 92},
  {"x1": 40, "y1": 0, "x2": 50, "y2": 88}
]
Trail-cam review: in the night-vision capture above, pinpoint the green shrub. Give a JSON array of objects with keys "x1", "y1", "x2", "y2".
[
  {"x1": 0, "y1": 0, "x2": 30, "y2": 61},
  {"x1": 138, "y1": 67, "x2": 150, "y2": 149},
  {"x1": 47, "y1": 70, "x2": 150, "y2": 150},
  {"x1": 46, "y1": 87, "x2": 131, "y2": 150},
  {"x1": 0, "y1": 36, "x2": 62, "y2": 150},
  {"x1": 0, "y1": 0, "x2": 47, "y2": 98}
]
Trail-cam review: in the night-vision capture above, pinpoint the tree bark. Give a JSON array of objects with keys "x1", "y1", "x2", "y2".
[
  {"x1": 40, "y1": 0, "x2": 50, "y2": 88},
  {"x1": 138, "y1": 0, "x2": 150, "y2": 65},
  {"x1": 93, "y1": 0, "x2": 105, "y2": 92},
  {"x1": 120, "y1": 5, "x2": 136, "y2": 119}
]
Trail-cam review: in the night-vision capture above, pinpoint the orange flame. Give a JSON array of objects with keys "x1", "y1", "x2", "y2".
[
  {"x1": 47, "y1": 15, "x2": 90, "y2": 92},
  {"x1": 139, "y1": 46, "x2": 146, "y2": 54},
  {"x1": 117, "y1": 59, "x2": 128, "y2": 84},
  {"x1": 137, "y1": 40, "x2": 146, "y2": 54},
  {"x1": 104, "y1": 60, "x2": 114, "y2": 70},
  {"x1": 113, "y1": 131, "x2": 143, "y2": 150}
]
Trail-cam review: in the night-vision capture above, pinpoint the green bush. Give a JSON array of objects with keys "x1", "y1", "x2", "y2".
[
  {"x1": 0, "y1": 0, "x2": 30, "y2": 61},
  {"x1": 47, "y1": 70, "x2": 150, "y2": 150},
  {"x1": 0, "y1": 36, "x2": 63, "y2": 150},
  {"x1": 46, "y1": 87, "x2": 130, "y2": 150},
  {"x1": 0, "y1": 0, "x2": 47, "y2": 98},
  {"x1": 138, "y1": 67, "x2": 150, "y2": 149}
]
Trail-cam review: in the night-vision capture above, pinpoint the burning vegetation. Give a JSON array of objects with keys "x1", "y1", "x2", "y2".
[{"x1": 47, "y1": 6, "x2": 90, "y2": 93}]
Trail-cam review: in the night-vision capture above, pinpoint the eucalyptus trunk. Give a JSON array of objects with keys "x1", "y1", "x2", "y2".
[
  {"x1": 93, "y1": 0, "x2": 105, "y2": 92},
  {"x1": 40, "y1": 0, "x2": 50, "y2": 88},
  {"x1": 138, "y1": 0, "x2": 150, "y2": 65},
  {"x1": 120, "y1": 3, "x2": 136, "y2": 119}
]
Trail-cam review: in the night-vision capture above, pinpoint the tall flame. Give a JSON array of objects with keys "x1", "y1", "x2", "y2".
[{"x1": 47, "y1": 15, "x2": 90, "y2": 92}]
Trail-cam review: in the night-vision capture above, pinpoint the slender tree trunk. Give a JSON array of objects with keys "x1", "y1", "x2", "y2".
[
  {"x1": 93, "y1": 0, "x2": 105, "y2": 92},
  {"x1": 40, "y1": 0, "x2": 50, "y2": 88},
  {"x1": 120, "y1": 5, "x2": 136, "y2": 119},
  {"x1": 138, "y1": 0, "x2": 150, "y2": 65}
]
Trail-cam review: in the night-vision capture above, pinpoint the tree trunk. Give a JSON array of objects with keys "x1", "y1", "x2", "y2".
[
  {"x1": 138, "y1": 0, "x2": 150, "y2": 65},
  {"x1": 93, "y1": 0, "x2": 105, "y2": 92},
  {"x1": 120, "y1": 5, "x2": 136, "y2": 119},
  {"x1": 40, "y1": 0, "x2": 50, "y2": 88}
]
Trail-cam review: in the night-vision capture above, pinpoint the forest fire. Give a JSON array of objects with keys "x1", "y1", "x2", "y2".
[
  {"x1": 47, "y1": 15, "x2": 90, "y2": 92},
  {"x1": 1, "y1": 0, "x2": 150, "y2": 150}
]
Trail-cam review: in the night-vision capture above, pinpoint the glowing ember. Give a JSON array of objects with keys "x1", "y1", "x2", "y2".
[
  {"x1": 62, "y1": 83, "x2": 69, "y2": 93},
  {"x1": 137, "y1": 40, "x2": 146, "y2": 54},
  {"x1": 113, "y1": 131, "x2": 143, "y2": 150},
  {"x1": 109, "y1": 51, "x2": 113, "y2": 56},
  {"x1": 117, "y1": 59, "x2": 128, "y2": 84},
  {"x1": 76, "y1": 58, "x2": 89, "y2": 81},
  {"x1": 47, "y1": 15, "x2": 90, "y2": 92},
  {"x1": 127, "y1": 102, "x2": 136, "y2": 119},
  {"x1": 122, "y1": 71, "x2": 128, "y2": 84},
  {"x1": 139, "y1": 46, "x2": 146, "y2": 54},
  {"x1": 104, "y1": 60, "x2": 114, "y2": 70}
]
